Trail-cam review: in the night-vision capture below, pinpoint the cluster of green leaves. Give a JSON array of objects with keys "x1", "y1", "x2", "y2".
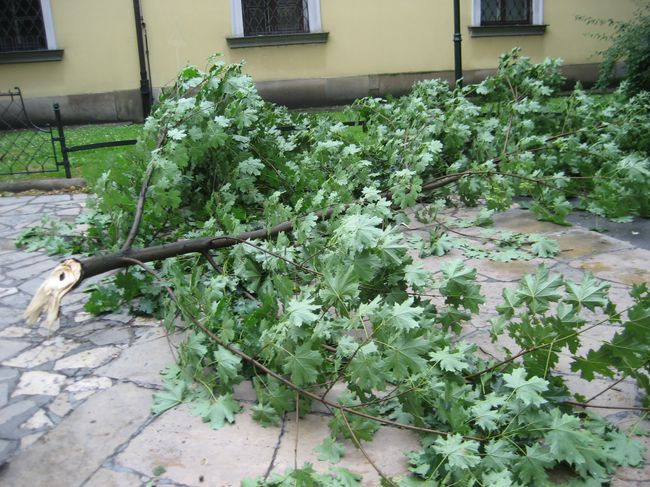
[
  {"x1": 243, "y1": 463, "x2": 362, "y2": 487},
  {"x1": 353, "y1": 49, "x2": 650, "y2": 222},
  {"x1": 490, "y1": 267, "x2": 650, "y2": 394},
  {"x1": 579, "y1": 1, "x2": 650, "y2": 95},
  {"x1": 411, "y1": 202, "x2": 559, "y2": 262},
  {"x1": 18, "y1": 50, "x2": 650, "y2": 484},
  {"x1": 15, "y1": 215, "x2": 80, "y2": 255}
]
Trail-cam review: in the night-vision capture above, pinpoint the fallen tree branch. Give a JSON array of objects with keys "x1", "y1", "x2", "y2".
[{"x1": 124, "y1": 256, "x2": 484, "y2": 441}]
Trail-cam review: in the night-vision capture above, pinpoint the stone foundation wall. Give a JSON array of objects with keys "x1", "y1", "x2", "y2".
[{"x1": 4, "y1": 62, "x2": 608, "y2": 125}]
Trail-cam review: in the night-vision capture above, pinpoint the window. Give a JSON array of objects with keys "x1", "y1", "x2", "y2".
[
  {"x1": 228, "y1": 0, "x2": 327, "y2": 48},
  {"x1": 481, "y1": 0, "x2": 531, "y2": 25},
  {"x1": 0, "y1": 0, "x2": 61, "y2": 63},
  {"x1": 0, "y1": 0, "x2": 48, "y2": 52},
  {"x1": 470, "y1": 0, "x2": 545, "y2": 37},
  {"x1": 242, "y1": 0, "x2": 309, "y2": 36}
]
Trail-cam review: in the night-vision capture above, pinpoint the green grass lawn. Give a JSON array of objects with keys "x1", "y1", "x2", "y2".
[
  {"x1": 64, "y1": 123, "x2": 143, "y2": 183},
  {"x1": 0, "y1": 123, "x2": 143, "y2": 184}
]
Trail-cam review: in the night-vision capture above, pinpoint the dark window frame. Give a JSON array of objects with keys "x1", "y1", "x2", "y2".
[
  {"x1": 0, "y1": 0, "x2": 48, "y2": 52},
  {"x1": 481, "y1": 0, "x2": 533, "y2": 26},
  {"x1": 242, "y1": 0, "x2": 310, "y2": 37}
]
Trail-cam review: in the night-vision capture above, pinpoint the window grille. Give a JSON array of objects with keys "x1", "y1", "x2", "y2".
[
  {"x1": 481, "y1": 0, "x2": 532, "y2": 25},
  {"x1": 0, "y1": 0, "x2": 47, "y2": 52},
  {"x1": 242, "y1": 0, "x2": 309, "y2": 36}
]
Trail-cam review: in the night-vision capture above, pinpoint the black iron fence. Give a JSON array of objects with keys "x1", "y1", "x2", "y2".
[
  {"x1": 0, "y1": 88, "x2": 137, "y2": 179},
  {"x1": 0, "y1": 88, "x2": 61, "y2": 176}
]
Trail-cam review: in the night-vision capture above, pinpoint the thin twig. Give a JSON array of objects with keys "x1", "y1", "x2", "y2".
[
  {"x1": 586, "y1": 360, "x2": 649, "y2": 404},
  {"x1": 294, "y1": 391, "x2": 300, "y2": 470},
  {"x1": 502, "y1": 113, "x2": 514, "y2": 158},
  {"x1": 564, "y1": 401, "x2": 650, "y2": 412},
  {"x1": 319, "y1": 334, "x2": 371, "y2": 401},
  {"x1": 121, "y1": 130, "x2": 167, "y2": 251},
  {"x1": 339, "y1": 408, "x2": 397, "y2": 486}
]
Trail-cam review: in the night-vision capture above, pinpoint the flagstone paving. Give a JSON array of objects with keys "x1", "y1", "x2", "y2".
[{"x1": 0, "y1": 193, "x2": 648, "y2": 486}]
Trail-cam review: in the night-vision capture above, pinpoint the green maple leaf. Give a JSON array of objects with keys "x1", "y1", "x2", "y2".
[
  {"x1": 530, "y1": 237, "x2": 559, "y2": 258},
  {"x1": 606, "y1": 430, "x2": 645, "y2": 467},
  {"x1": 376, "y1": 229, "x2": 408, "y2": 264},
  {"x1": 495, "y1": 287, "x2": 521, "y2": 319},
  {"x1": 283, "y1": 343, "x2": 323, "y2": 386},
  {"x1": 238, "y1": 157, "x2": 264, "y2": 176},
  {"x1": 503, "y1": 368, "x2": 548, "y2": 406},
  {"x1": 544, "y1": 409, "x2": 610, "y2": 478},
  {"x1": 329, "y1": 467, "x2": 362, "y2": 487},
  {"x1": 482, "y1": 470, "x2": 516, "y2": 487},
  {"x1": 186, "y1": 332, "x2": 208, "y2": 358},
  {"x1": 440, "y1": 259, "x2": 476, "y2": 284},
  {"x1": 404, "y1": 263, "x2": 430, "y2": 288},
  {"x1": 470, "y1": 396, "x2": 505, "y2": 432},
  {"x1": 432, "y1": 433, "x2": 480, "y2": 471},
  {"x1": 429, "y1": 346, "x2": 470, "y2": 373},
  {"x1": 481, "y1": 439, "x2": 518, "y2": 471},
  {"x1": 514, "y1": 444, "x2": 552, "y2": 485},
  {"x1": 190, "y1": 393, "x2": 241, "y2": 430},
  {"x1": 319, "y1": 267, "x2": 359, "y2": 308},
  {"x1": 251, "y1": 402, "x2": 280, "y2": 427},
  {"x1": 398, "y1": 477, "x2": 436, "y2": 486},
  {"x1": 420, "y1": 231, "x2": 457, "y2": 257},
  {"x1": 334, "y1": 214, "x2": 383, "y2": 252},
  {"x1": 384, "y1": 336, "x2": 429, "y2": 380},
  {"x1": 253, "y1": 377, "x2": 294, "y2": 414},
  {"x1": 436, "y1": 306, "x2": 471, "y2": 334},
  {"x1": 352, "y1": 252, "x2": 382, "y2": 280},
  {"x1": 490, "y1": 248, "x2": 531, "y2": 262},
  {"x1": 565, "y1": 272, "x2": 610, "y2": 310},
  {"x1": 515, "y1": 265, "x2": 563, "y2": 313},
  {"x1": 439, "y1": 260, "x2": 485, "y2": 312},
  {"x1": 152, "y1": 380, "x2": 186, "y2": 415},
  {"x1": 288, "y1": 463, "x2": 319, "y2": 486},
  {"x1": 239, "y1": 257, "x2": 263, "y2": 292},
  {"x1": 213, "y1": 346, "x2": 242, "y2": 385},
  {"x1": 285, "y1": 296, "x2": 321, "y2": 328},
  {"x1": 348, "y1": 347, "x2": 385, "y2": 390},
  {"x1": 315, "y1": 437, "x2": 345, "y2": 463},
  {"x1": 330, "y1": 411, "x2": 379, "y2": 442},
  {"x1": 386, "y1": 297, "x2": 424, "y2": 332},
  {"x1": 530, "y1": 195, "x2": 572, "y2": 225}
]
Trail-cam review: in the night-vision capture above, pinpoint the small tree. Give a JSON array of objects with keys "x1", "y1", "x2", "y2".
[{"x1": 580, "y1": 1, "x2": 650, "y2": 94}]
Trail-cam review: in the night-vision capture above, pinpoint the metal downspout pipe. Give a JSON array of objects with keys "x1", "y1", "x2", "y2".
[
  {"x1": 453, "y1": 0, "x2": 463, "y2": 87},
  {"x1": 133, "y1": 0, "x2": 152, "y2": 118}
]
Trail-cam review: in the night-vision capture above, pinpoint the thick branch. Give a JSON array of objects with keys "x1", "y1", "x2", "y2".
[
  {"x1": 121, "y1": 162, "x2": 156, "y2": 251},
  {"x1": 121, "y1": 130, "x2": 167, "y2": 251},
  {"x1": 81, "y1": 211, "x2": 333, "y2": 281}
]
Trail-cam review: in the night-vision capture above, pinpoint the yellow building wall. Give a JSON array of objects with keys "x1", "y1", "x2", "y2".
[
  {"x1": 0, "y1": 0, "x2": 140, "y2": 97},
  {"x1": 0, "y1": 0, "x2": 639, "y2": 98},
  {"x1": 463, "y1": 0, "x2": 638, "y2": 69}
]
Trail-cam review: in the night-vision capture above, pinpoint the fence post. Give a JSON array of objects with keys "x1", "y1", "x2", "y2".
[{"x1": 53, "y1": 103, "x2": 72, "y2": 179}]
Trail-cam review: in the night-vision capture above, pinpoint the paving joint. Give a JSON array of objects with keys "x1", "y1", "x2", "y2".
[{"x1": 264, "y1": 413, "x2": 288, "y2": 480}]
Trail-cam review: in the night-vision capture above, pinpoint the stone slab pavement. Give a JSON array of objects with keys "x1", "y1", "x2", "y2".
[{"x1": 0, "y1": 193, "x2": 648, "y2": 486}]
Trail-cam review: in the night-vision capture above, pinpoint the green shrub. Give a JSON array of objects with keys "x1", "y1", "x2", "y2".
[{"x1": 580, "y1": 2, "x2": 650, "y2": 94}]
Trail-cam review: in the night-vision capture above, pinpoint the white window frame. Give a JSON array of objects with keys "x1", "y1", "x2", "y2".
[
  {"x1": 40, "y1": 0, "x2": 58, "y2": 49},
  {"x1": 230, "y1": 0, "x2": 322, "y2": 37},
  {"x1": 471, "y1": 0, "x2": 544, "y2": 27}
]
